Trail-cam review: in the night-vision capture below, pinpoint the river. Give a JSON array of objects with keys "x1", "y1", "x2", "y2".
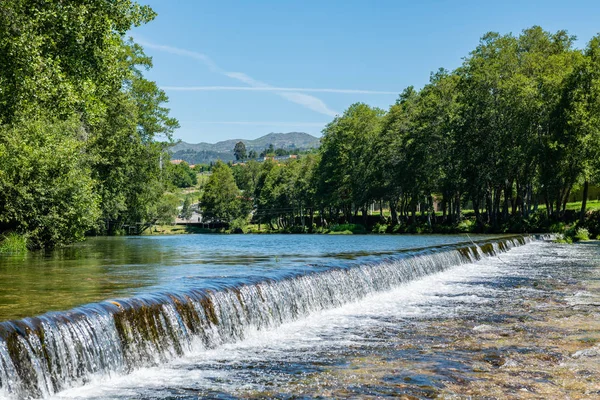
[{"x1": 1, "y1": 234, "x2": 598, "y2": 398}]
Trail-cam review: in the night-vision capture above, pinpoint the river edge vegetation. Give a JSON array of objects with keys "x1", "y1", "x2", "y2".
[{"x1": 1, "y1": 5, "x2": 600, "y2": 251}]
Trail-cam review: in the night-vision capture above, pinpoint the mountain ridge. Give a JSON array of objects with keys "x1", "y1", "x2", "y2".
[{"x1": 170, "y1": 132, "x2": 321, "y2": 164}]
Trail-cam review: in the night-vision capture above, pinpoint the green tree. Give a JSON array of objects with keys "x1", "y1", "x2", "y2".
[
  {"x1": 316, "y1": 103, "x2": 384, "y2": 223},
  {"x1": 201, "y1": 161, "x2": 248, "y2": 222},
  {"x1": 0, "y1": 116, "x2": 100, "y2": 248},
  {"x1": 167, "y1": 161, "x2": 197, "y2": 188},
  {"x1": 233, "y1": 141, "x2": 247, "y2": 161},
  {"x1": 181, "y1": 196, "x2": 193, "y2": 220}
]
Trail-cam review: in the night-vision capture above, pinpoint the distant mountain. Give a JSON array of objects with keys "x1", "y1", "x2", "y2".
[{"x1": 170, "y1": 132, "x2": 320, "y2": 164}]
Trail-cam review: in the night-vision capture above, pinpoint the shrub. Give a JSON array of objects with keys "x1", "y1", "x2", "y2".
[
  {"x1": 549, "y1": 222, "x2": 566, "y2": 233},
  {"x1": 0, "y1": 233, "x2": 28, "y2": 254},
  {"x1": 229, "y1": 216, "x2": 249, "y2": 234},
  {"x1": 574, "y1": 228, "x2": 590, "y2": 241},
  {"x1": 564, "y1": 226, "x2": 590, "y2": 242},
  {"x1": 456, "y1": 219, "x2": 475, "y2": 233},
  {"x1": 582, "y1": 210, "x2": 600, "y2": 238},
  {"x1": 330, "y1": 223, "x2": 367, "y2": 234},
  {"x1": 372, "y1": 222, "x2": 388, "y2": 234}
]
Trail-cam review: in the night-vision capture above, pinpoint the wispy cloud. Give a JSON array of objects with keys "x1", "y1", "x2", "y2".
[
  {"x1": 187, "y1": 121, "x2": 327, "y2": 127},
  {"x1": 161, "y1": 86, "x2": 398, "y2": 94},
  {"x1": 137, "y1": 39, "x2": 339, "y2": 117}
]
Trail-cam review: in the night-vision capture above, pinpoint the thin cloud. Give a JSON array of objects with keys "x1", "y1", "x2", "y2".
[
  {"x1": 161, "y1": 86, "x2": 398, "y2": 94},
  {"x1": 188, "y1": 121, "x2": 327, "y2": 127},
  {"x1": 136, "y1": 39, "x2": 339, "y2": 117}
]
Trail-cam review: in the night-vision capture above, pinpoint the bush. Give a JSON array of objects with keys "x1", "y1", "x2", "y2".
[
  {"x1": 329, "y1": 230, "x2": 353, "y2": 235},
  {"x1": 574, "y1": 228, "x2": 590, "y2": 241},
  {"x1": 582, "y1": 210, "x2": 600, "y2": 238},
  {"x1": 0, "y1": 233, "x2": 28, "y2": 254},
  {"x1": 456, "y1": 219, "x2": 475, "y2": 233},
  {"x1": 564, "y1": 226, "x2": 590, "y2": 242},
  {"x1": 372, "y1": 222, "x2": 388, "y2": 234},
  {"x1": 330, "y1": 223, "x2": 367, "y2": 234},
  {"x1": 0, "y1": 117, "x2": 100, "y2": 248},
  {"x1": 229, "y1": 216, "x2": 249, "y2": 234},
  {"x1": 549, "y1": 222, "x2": 566, "y2": 233}
]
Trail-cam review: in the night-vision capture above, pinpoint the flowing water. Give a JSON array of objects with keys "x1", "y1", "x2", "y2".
[{"x1": 1, "y1": 234, "x2": 594, "y2": 399}]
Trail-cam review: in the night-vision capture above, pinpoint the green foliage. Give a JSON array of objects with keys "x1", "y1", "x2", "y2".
[
  {"x1": 0, "y1": 1, "x2": 179, "y2": 246},
  {"x1": 549, "y1": 222, "x2": 567, "y2": 233},
  {"x1": 317, "y1": 103, "x2": 384, "y2": 219},
  {"x1": 201, "y1": 161, "x2": 249, "y2": 223},
  {"x1": 233, "y1": 141, "x2": 247, "y2": 161},
  {"x1": 0, "y1": 233, "x2": 28, "y2": 254},
  {"x1": 154, "y1": 193, "x2": 179, "y2": 225},
  {"x1": 330, "y1": 224, "x2": 367, "y2": 234},
  {"x1": 371, "y1": 223, "x2": 389, "y2": 234},
  {"x1": 229, "y1": 216, "x2": 250, "y2": 233},
  {"x1": 0, "y1": 117, "x2": 100, "y2": 248},
  {"x1": 181, "y1": 196, "x2": 193, "y2": 220},
  {"x1": 456, "y1": 220, "x2": 475, "y2": 233},
  {"x1": 168, "y1": 161, "x2": 197, "y2": 188},
  {"x1": 0, "y1": 0, "x2": 156, "y2": 125},
  {"x1": 581, "y1": 210, "x2": 600, "y2": 238},
  {"x1": 565, "y1": 226, "x2": 590, "y2": 242}
]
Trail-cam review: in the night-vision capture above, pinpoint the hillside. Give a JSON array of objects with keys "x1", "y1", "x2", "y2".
[{"x1": 170, "y1": 132, "x2": 320, "y2": 164}]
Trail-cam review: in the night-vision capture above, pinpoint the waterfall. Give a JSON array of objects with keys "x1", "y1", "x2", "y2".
[{"x1": 0, "y1": 236, "x2": 533, "y2": 399}]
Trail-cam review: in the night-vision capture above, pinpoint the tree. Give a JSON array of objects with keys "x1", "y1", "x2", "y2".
[
  {"x1": 181, "y1": 196, "x2": 193, "y2": 220},
  {"x1": 0, "y1": 1, "x2": 179, "y2": 244},
  {"x1": 233, "y1": 141, "x2": 247, "y2": 161},
  {"x1": 168, "y1": 161, "x2": 197, "y2": 188},
  {"x1": 201, "y1": 161, "x2": 248, "y2": 222},
  {"x1": 559, "y1": 34, "x2": 600, "y2": 222},
  {"x1": 0, "y1": 116, "x2": 100, "y2": 248},
  {"x1": 316, "y1": 103, "x2": 384, "y2": 223},
  {"x1": 0, "y1": 0, "x2": 156, "y2": 125}
]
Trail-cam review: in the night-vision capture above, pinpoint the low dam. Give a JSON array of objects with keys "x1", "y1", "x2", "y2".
[{"x1": 0, "y1": 235, "x2": 542, "y2": 399}]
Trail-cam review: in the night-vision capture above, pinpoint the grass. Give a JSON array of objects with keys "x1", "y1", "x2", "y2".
[
  {"x1": 537, "y1": 199, "x2": 600, "y2": 212},
  {"x1": 0, "y1": 233, "x2": 28, "y2": 254}
]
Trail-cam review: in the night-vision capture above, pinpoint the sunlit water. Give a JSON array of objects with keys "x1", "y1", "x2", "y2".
[
  {"x1": 54, "y1": 240, "x2": 599, "y2": 399},
  {"x1": 0, "y1": 234, "x2": 502, "y2": 321},
  {"x1": 2, "y1": 234, "x2": 593, "y2": 399}
]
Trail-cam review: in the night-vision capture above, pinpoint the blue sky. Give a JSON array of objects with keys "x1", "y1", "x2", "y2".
[{"x1": 132, "y1": 0, "x2": 600, "y2": 143}]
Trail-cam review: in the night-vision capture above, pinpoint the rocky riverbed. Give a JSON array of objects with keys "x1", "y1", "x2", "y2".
[{"x1": 237, "y1": 241, "x2": 600, "y2": 399}]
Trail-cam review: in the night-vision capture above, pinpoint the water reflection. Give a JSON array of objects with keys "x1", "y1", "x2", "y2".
[{"x1": 0, "y1": 234, "x2": 503, "y2": 321}]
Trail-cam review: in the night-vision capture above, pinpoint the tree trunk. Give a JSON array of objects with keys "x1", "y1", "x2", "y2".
[
  {"x1": 580, "y1": 180, "x2": 589, "y2": 223},
  {"x1": 390, "y1": 199, "x2": 398, "y2": 225}
]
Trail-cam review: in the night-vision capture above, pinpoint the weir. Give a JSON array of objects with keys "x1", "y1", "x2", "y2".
[{"x1": 0, "y1": 235, "x2": 532, "y2": 399}]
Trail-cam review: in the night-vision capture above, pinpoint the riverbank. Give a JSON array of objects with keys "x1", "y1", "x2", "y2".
[{"x1": 142, "y1": 209, "x2": 600, "y2": 241}]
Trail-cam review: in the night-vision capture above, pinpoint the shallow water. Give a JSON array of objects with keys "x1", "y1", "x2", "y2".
[
  {"x1": 0, "y1": 234, "x2": 500, "y2": 321},
  {"x1": 48, "y1": 240, "x2": 600, "y2": 399}
]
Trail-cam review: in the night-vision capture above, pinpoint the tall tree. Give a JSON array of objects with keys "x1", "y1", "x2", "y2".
[
  {"x1": 234, "y1": 141, "x2": 247, "y2": 161},
  {"x1": 201, "y1": 161, "x2": 247, "y2": 223}
]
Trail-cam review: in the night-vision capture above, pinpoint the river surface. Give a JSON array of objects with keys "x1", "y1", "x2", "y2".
[
  {"x1": 0, "y1": 234, "x2": 501, "y2": 321},
  {"x1": 51, "y1": 239, "x2": 600, "y2": 400},
  {"x1": 1, "y1": 234, "x2": 598, "y2": 399}
]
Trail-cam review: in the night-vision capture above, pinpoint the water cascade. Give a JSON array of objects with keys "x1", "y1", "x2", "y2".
[{"x1": 0, "y1": 236, "x2": 532, "y2": 399}]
